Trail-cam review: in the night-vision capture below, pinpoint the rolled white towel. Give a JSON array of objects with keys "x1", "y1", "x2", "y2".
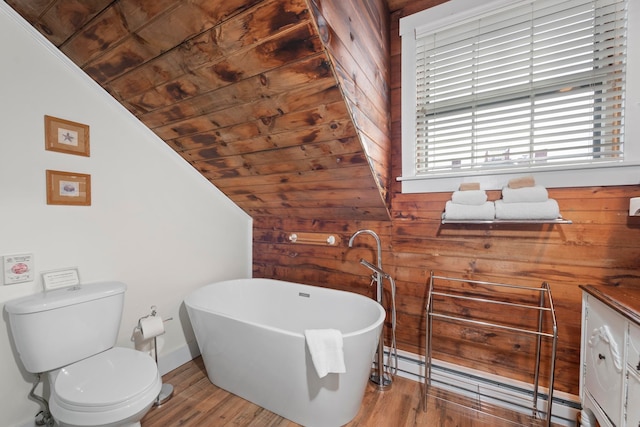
[
  {"x1": 451, "y1": 190, "x2": 488, "y2": 205},
  {"x1": 444, "y1": 201, "x2": 495, "y2": 220},
  {"x1": 495, "y1": 199, "x2": 560, "y2": 220},
  {"x1": 501, "y1": 185, "x2": 548, "y2": 203},
  {"x1": 304, "y1": 329, "x2": 346, "y2": 378}
]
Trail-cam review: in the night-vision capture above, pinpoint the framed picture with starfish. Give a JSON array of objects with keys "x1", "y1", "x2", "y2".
[{"x1": 44, "y1": 115, "x2": 90, "y2": 157}]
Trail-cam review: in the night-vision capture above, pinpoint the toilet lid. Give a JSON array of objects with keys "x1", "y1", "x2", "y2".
[{"x1": 54, "y1": 347, "x2": 159, "y2": 408}]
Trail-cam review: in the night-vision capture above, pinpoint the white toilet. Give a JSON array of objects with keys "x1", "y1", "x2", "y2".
[{"x1": 5, "y1": 282, "x2": 162, "y2": 427}]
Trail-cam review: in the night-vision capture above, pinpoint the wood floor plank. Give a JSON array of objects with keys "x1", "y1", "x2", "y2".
[{"x1": 142, "y1": 357, "x2": 559, "y2": 426}]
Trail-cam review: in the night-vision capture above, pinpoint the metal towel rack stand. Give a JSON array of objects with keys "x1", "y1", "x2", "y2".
[{"x1": 424, "y1": 272, "x2": 558, "y2": 426}]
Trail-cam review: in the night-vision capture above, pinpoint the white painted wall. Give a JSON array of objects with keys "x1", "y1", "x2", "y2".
[{"x1": 0, "y1": 4, "x2": 252, "y2": 426}]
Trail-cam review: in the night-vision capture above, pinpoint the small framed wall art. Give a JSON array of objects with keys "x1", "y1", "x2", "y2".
[
  {"x1": 46, "y1": 170, "x2": 91, "y2": 206},
  {"x1": 44, "y1": 115, "x2": 90, "y2": 157}
]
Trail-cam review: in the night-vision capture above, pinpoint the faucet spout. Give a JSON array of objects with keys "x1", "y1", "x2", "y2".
[{"x1": 348, "y1": 229, "x2": 382, "y2": 271}]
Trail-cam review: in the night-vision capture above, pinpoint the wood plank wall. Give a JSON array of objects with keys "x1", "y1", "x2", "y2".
[
  {"x1": 253, "y1": 0, "x2": 640, "y2": 396},
  {"x1": 309, "y1": 0, "x2": 392, "y2": 209}
]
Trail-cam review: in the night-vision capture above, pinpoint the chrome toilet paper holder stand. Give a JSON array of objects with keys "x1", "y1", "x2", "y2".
[{"x1": 136, "y1": 306, "x2": 174, "y2": 407}]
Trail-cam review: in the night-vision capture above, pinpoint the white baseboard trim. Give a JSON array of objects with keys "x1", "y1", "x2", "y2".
[
  {"x1": 158, "y1": 339, "x2": 200, "y2": 376},
  {"x1": 383, "y1": 347, "x2": 580, "y2": 427}
]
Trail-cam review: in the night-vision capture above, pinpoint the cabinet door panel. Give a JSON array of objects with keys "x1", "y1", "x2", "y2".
[{"x1": 585, "y1": 296, "x2": 626, "y2": 426}]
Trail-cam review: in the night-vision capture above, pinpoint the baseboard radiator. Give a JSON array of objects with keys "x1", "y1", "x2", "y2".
[
  {"x1": 385, "y1": 348, "x2": 580, "y2": 427},
  {"x1": 169, "y1": 341, "x2": 580, "y2": 425}
]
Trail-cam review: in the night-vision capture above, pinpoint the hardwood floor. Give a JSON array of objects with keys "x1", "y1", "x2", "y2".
[{"x1": 141, "y1": 357, "x2": 556, "y2": 426}]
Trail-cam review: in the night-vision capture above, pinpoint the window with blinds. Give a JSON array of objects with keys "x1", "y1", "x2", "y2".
[{"x1": 412, "y1": 0, "x2": 627, "y2": 176}]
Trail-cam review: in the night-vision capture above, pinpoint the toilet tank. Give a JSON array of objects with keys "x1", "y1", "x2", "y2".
[{"x1": 4, "y1": 282, "x2": 127, "y2": 373}]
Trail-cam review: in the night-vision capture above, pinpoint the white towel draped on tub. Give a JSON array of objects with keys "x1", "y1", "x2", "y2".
[{"x1": 304, "y1": 329, "x2": 346, "y2": 378}]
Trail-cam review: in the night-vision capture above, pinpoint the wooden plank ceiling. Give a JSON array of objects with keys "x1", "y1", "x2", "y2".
[{"x1": 7, "y1": 0, "x2": 394, "y2": 221}]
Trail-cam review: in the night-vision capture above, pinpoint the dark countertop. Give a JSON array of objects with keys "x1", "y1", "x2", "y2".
[{"x1": 580, "y1": 284, "x2": 640, "y2": 326}]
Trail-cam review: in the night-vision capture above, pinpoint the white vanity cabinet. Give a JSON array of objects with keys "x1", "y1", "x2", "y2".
[{"x1": 580, "y1": 285, "x2": 640, "y2": 427}]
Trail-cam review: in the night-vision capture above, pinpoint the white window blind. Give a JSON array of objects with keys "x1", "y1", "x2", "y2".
[{"x1": 414, "y1": 0, "x2": 627, "y2": 176}]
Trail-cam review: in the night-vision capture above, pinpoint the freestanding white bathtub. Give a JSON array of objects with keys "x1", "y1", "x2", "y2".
[{"x1": 184, "y1": 278, "x2": 385, "y2": 427}]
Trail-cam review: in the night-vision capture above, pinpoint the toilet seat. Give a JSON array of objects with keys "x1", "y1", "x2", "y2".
[{"x1": 49, "y1": 347, "x2": 161, "y2": 425}]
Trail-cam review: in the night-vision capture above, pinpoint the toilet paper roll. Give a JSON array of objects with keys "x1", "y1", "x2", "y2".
[
  {"x1": 630, "y1": 197, "x2": 640, "y2": 216},
  {"x1": 139, "y1": 315, "x2": 165, "y2": 340}
]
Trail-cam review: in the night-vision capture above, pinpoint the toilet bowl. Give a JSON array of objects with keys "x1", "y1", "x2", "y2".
[{"x1": 49, "y1": 347, "x2": 162, "y2": 427}]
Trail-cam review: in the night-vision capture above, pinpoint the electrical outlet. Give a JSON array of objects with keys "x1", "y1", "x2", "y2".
[{"x1": 3, "y1": 253, "x2": 34, "y2": 285}]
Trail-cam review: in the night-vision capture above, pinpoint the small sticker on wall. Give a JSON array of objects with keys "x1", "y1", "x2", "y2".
[{"x1": 3, "y1": 253, "x2": 34, "y2": 285}]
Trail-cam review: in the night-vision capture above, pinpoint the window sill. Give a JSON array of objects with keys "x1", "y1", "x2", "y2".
[{"x1": 398, "y1": 163, "x2": 640, "y2": 194}]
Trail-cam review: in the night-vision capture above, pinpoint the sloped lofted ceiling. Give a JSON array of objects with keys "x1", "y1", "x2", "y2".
[{"x1": 6, "y1": 0, "x2": 395, "y2": 221}]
